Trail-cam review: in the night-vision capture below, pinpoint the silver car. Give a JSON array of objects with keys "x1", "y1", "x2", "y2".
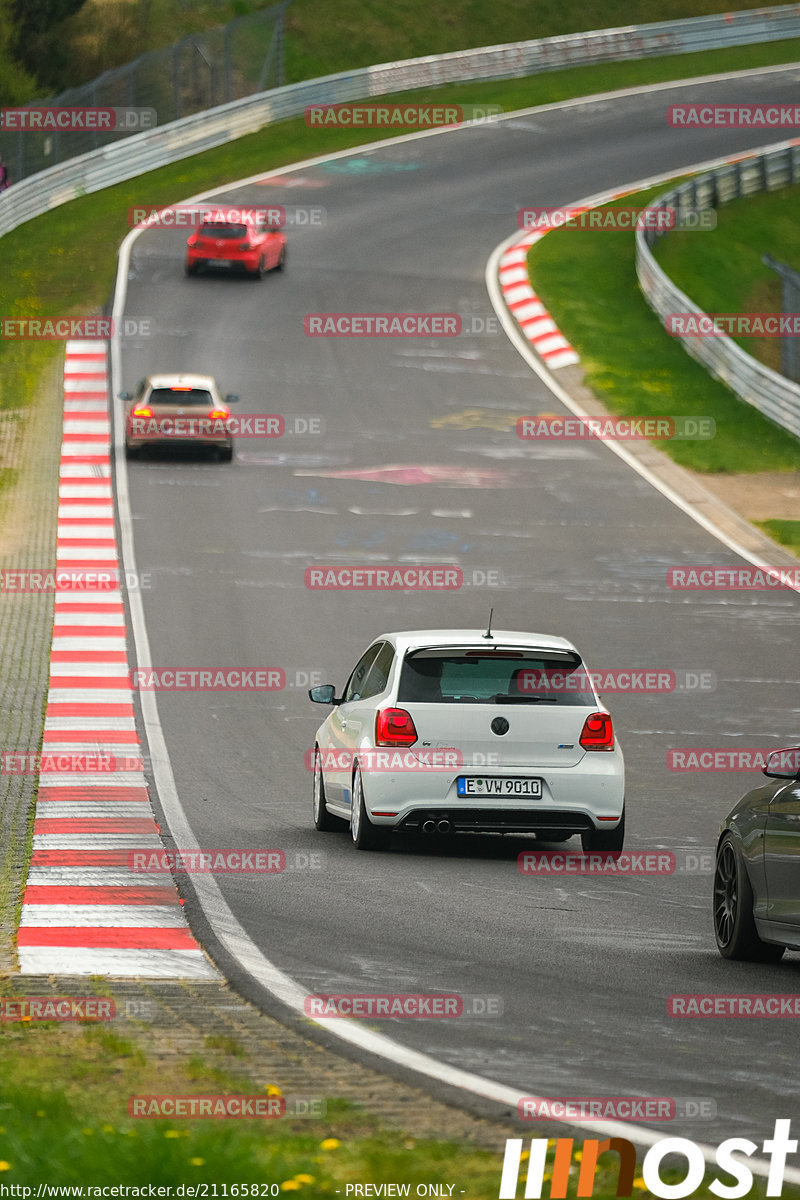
[{"x1": 309, "y1": 628, "x2": 625, "y2": 852}]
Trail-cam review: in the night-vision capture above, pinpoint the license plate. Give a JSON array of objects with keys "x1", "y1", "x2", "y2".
[
  {"x1": 457, "y1": 777, "x2": 542, "y2": 798},
  {"x1": 212, "y1": 259, "x2": 232, "y2": 267}
]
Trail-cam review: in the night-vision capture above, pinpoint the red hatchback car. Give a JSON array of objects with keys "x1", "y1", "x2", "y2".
[{"x1": 186, "y1": 219, "x2": 286, "y2": 279}]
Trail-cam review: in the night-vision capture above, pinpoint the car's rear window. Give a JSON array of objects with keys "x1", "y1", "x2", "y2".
[
  {"x1": 148, "y1": 388, "x2": 214, "y2": 407},
  {"x1": 198, "y1": 223, "x2": 247, "y2": 239},
  {"x1": 397, "y1": 649, "x2": 596, "y2": 706}
]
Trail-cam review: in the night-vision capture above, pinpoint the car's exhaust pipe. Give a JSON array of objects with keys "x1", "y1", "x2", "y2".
[
  {"x1": 421, "y1": 819, "x2": 437, "y2": 834},
  {"x1": 436, "y1": 819, "x2": 452, "y2": 834}
]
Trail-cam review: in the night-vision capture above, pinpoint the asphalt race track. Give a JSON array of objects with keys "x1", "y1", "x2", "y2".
[{"x1": 117, "y1": 68, "x2": 800, "y2": 1144}]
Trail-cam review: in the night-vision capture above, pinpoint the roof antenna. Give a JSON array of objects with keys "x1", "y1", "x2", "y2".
[{"x1": 482, "y1": 608, "x2": 494, "y2": 640}]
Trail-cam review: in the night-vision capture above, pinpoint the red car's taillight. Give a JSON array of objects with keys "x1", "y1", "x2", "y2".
[
  {"x1": 131, "y1": 406, "x2": 152, "y2": 418},
  {"x1": 375, "y1": 708, "x2": 417, "y2": 747},
  {"x1": 208, "y1": 408, "x2": 229, "y2": 420},
  {"x1": 580, "y1": 712, "x2": 615, "y2": 751}
]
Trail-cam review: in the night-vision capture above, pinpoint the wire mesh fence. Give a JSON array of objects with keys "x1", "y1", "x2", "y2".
[{"x1": 0, "y1": 2, "x2": 290, "y2": 184}]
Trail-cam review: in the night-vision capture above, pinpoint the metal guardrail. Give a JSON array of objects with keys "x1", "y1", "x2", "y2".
[
  {"x1": 636, "y1": 142, "x2": 800, "y2": 441},
  {"x1": 1, "y1": 6, "x2": 800, "y2": 241}
]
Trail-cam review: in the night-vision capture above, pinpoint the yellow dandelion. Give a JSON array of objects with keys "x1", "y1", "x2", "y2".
[
  {"x1": 520, "y1": 1151, "x2": 530, "y2": 1162},
  {"x1": 102, "y1": 1126, "x2": 115, "y2": 1134},
  {"x1": 574, "y1": 1151, "x2": 583, "y2": 1163},
  {"x1": 36, "y1": 1111, "x2": 45, "y2": 1118},
  {"x1": 20, "y1": 1017, "x2": 30, "y2": 1025},
  {"x1": 320, "y1": 1138, "x2": 341, "y2": 1151},
  {"x1": 632, "y1": 1180, "x2": 648, "y2": 1192},
  {"x1": 404, "y1": 1140, "x2": 415, "y2": 1150},
  {"x1": 164, "y1": 1130, "x2": 182, "y2": 1139},
  {"x1": 294, "y1": 1176, "x2": 315, "y2": 1185},
  {"x1": 0, "y1": 1127, "x2": 5, "y2": 1134},
  {"x1": 0, "y1": 1163, "x2": 10, "y2": 1173},
  {"x1": 265, "y1": 1086, "x2": 283, "y2": 1097},
  {"x1": 281, "y1": 1182, "x2": 301, "y2": 1191},
  {"x1": 190, "y1": 1159, "x2": 205, "y2": 1167}
]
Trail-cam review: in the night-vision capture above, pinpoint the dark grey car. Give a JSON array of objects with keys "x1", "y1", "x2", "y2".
[{"x1": 714, "y1": 746, "x2": 800, "y2": 961}]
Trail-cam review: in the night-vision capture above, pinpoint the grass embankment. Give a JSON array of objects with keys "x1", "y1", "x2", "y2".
[
  {"x1": 46, "y1": 0, "x2": 800, "y2": 97},
  {"x1": 2, "y1": 1016, "x2": 798, "y2": 1197},
  {"x1": 529, "y1": 186, "x2": 800, "y2": 475}
]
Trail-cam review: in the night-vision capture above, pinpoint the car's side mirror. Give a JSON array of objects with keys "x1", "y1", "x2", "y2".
[
  {"x1": 225, "y1": 394, "x2": 240, "y2": 404},
  {"x1": 309, "y1": 684, "x2": 339, "y2": 705},
  {"x1": 118, "y1": 391, "x2": 131, "y2": 402},
  {"x1": 763, "y1": 747, "x2": 800, "y2": 779}
]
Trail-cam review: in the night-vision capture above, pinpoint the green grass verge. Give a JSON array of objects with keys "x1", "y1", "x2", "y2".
[
  {"x1": 2, "y1": 1017, "x2": 799, "y2": 1196},
  {"x1": 529, "y1": 185, "x2": 800, "y2": 473},
  {"x1": 3, "y1": 35, "x2": 800, "y2": 419},
  {"x1": 39, "y1": 0, "x2": 800, "y2": 101},
  {"x1": 653, "y1": 181, "x2": 800, "y2": 374},
  {"x1": 757, "y1": 518, "x2": 800, "y2": 555}
]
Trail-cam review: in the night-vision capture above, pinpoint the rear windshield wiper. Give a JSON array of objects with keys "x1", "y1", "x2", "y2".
[{"x1": 490, "y1": 693, "x2": 559, "y2": 704}]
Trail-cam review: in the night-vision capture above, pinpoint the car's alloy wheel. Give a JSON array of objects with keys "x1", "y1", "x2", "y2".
[
  {"x1": 713, "y1": 834, "x2": 784, "y2": 961},
  {"x1": 350, "y1": 766, "x2": 390, "y2": 851},
  {"x1": 313, "y1": 748, "x2": 341, "y2": 831}
]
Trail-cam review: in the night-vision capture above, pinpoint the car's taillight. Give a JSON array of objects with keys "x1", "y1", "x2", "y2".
[
  {"x1": 208, "y1": 408, "x2": 229, "y2": 420},
  {"x1": 580, "y1": 712, "x2": 615, "y2": 751},
  {"x1": 375, "y1": 708, "x2": 418, "y2": 747},
  {"x1": 187, "y1": 235, "x2": 197, "y2": 246},
  {"x1": 131, "y1": 406, "x2": 152, "y2": 418}
]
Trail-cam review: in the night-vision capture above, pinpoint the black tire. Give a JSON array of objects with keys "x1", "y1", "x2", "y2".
[
  {"x1": 125, "y1": 443, "x2": 140, "y2": 460},
  {"x1": 581, "y1": 809, "x2": 625, "y2": 853},
  {"x1": 714, "y1": 833, "x2": 784, "y2": 962},
  {"x1": 313, "y1": 747, "x2": 343, "y2": 831},
  {"x1": 350, "y1": 765, "x2": 390, "y2": 851},
  {"x1": 254, "y1": 256, "x2": 266, "y2": 280},
  {"x1": 217, "y1": 444, "x2": 233, "y2": 463},
  {"x1": 185, "y1": 263, "x2": 199, "y2": 276},
  {"x1": 274, "y1": 246, "x2": 285, "y2": 272}
]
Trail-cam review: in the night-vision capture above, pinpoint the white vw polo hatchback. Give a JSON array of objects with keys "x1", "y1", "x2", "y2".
[{"x1": 309, "y1": 629, "x2": 625, "y2": 852}]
